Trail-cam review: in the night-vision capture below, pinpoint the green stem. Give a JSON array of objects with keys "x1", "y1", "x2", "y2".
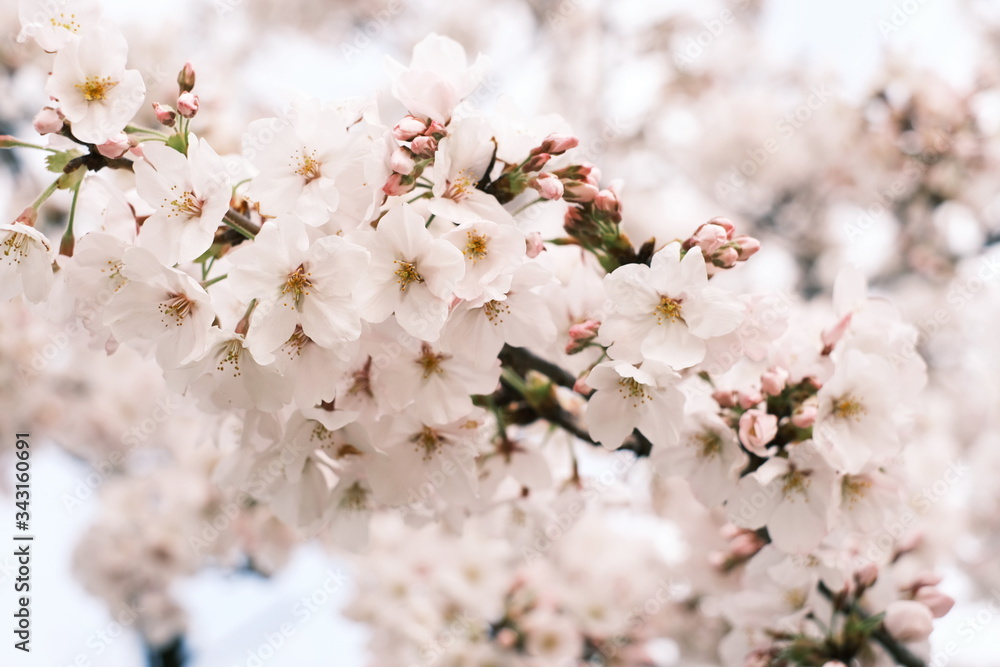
[
  {"x1": 201, "y1": 273, "x2": 228, "y2": 288},
  {"x1": 1, "y1": 139, "x2": 60, "y2": 153},
  {"x1": 32, "y1": 178, "x2": 62, "y2": 210},
  {"x1": 512, "y1": 196, "x2": 545, "y2": 217},
  {"x1": 59, "y1": 180, "x2": 82, "y2": 256},
  {"x1": 124, "y1": 125, "x2": 169, "y2": 139}
]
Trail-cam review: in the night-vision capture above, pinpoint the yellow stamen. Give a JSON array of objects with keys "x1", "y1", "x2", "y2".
[
  {"x1": 655, "y1": 295, "x2": 684, "y2": 324},
  {"x1": 394, "y1": 259, "x2": 424, "y2": 291},
  {"x1": 75, "y1": 76, "x2": 118, "y2": 102}
]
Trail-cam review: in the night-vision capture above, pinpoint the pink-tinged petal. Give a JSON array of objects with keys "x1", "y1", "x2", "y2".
[
  {"x1": 585, "y1": 390, "x2": 639, "y2": 449},
  {"x1": 641, "y1": 321, "x2": 706, "y2": 369}
]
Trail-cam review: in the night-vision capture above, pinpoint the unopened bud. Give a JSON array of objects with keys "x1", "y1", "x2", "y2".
[
  {"x1": 525, "y1": 232, "x2": 545, "y2": 258},
  {"x1": 733, "y1": 235, "x2": 761, "y2": 260},
  {"x1": 738, "y1": 409, "x2": 777, "y2": 456},
  {"x1": 686, "y1": 223, "x2": 728, "y2": 254},
  {"x1": 760, "y1": 367, "x2": 788, "y2": 396},
  {"x1": 884, "y1": 600, "x2": 934, "y2": 642},
  {"x1": 177, "y1": 92, "x2": 199, "y2": 118},
  {"x1": 821, "y1": 313, "x2": 852, "y2": 353},
  {"x1": 383, "y1": 173, "x2": 414, "y2": 197},
  {"x1": 737, "y1": 389, "x2": 762, "y2": 410},
  {"x1": 712, "y1": 389, "x2": 735, "y2": 408},
  {"x1": 33, "y1": 107, "x2": 63, "y2": 135},
  {"x1": 712, "y1": 246, "x2": 740, "y2": 269},
  {"x1": 424, "y1": 120, "x2": 447, "y2": 138},
  {"x1": 706, "y1": 216, "x2": 735, "y2": 238},
  {"x1": 791, "y1": 402, "x2": 817, "y2": 428},
  {"x1": 153, "y1": 102, "x2": 177, "y2": 127},
  {"x1": 532, "y1": 173, "x2": 564, "y2": 200},
  {"x1": 855, "y1": 563, "x2": 879, "y2": 588},
  {"x1": 563, "y1": 181, "x2": 599, "y2": 203},
  {"x1": 393, "y1": 115, "x2": 429, "y2": 141},
  {"x1": 594, "y1": 188, "x2": 621, "y2": 214},
  {"x1": 177, "y1": 61, "x2": 196, "y2": 94},
  {"x1": 410, "y1": 135, "x2": 437, "y2": 158},
  {"x1": 97, "y1": 133, "x2": 130, "y2": 159},
  {"x1": 533, "y1": 133, "x2": 579, "y2": 156},
  {"x1": 15, "y1": 207, "x2": 37, "y2": 227},
  {"x1": 390, "y1": 147, "x2": 416, "y2": 175},
  {"x1": 914, "y1": 587, "x2": 955, "y2": 618},
  {"x1": 573, "y1": 376, "x2": 592, "y2": 395},
  {"x1": 523, "y1": 152, "x2": 550, "y2": 173}
]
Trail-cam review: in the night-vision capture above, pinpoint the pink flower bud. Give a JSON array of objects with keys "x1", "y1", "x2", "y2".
[
  {"x1": 15, "y1": 207, "x2": 37, "y2": 227},
  {"x1": 729, "y1": 532, "x2": 763, "y2": 558},
  {"x1": 821, "y1": 313, "x2": 852, "y2": 353},
  {"x1": 915, "y1": 587, "x2": 955, "y2": 618},
  {"x1": 410, "y1": 135, "x2": 437, "y2": 158},
  {"x1": 791, "y1": 403, "x2": 817, "y2": 428},
  {"x1": 738, "y1": 409, "x2": 777, "y2": 456},
  {"x1": 390, "y1": 147, "x2": 416, "y2": 175},
  {"x1": 712, "y1": 246, "x2": 740, "y2": 269},
  {"x1": 737, "y1": 389, "x2": 762, "y2": 410},
  {"x1": 525, "y1": 232, "x2": 545, "y2": 258},
  {"x1": 153, "y1": 103, "x2": 177, "y2": 127},
  {"x1": 712, "y1": 389, "x2": 735, "y2": 408},
  {"x1": 573, "y1": 376, "x2": 593, "y2": 395},
  {"x1": 523, "y1": 152, "x2": 551, "y2": 173},
  {"x1": 884, "y1": 600, "x2": 934, "y2": 642},
  {"x1": 534, "y1": 133, "x2": 579, "y2": 156},
  {"x1": 568, "y1": 319, "x2": 601, "y2": 340},
  {"x1": 382, "y1": 173, "x2": 414, "y2": 197},
  {"x1": 97, "y1": 133, "x2": 130, "y2": 159},
  {"x1": 733, "y1": 235, "x2": 762, "y2": 260},
  {"x1": 393, "y1": 115, "x2": 429, "y2": 141},
  {"x1": 177, "y1": 92, "x2": 199, "y2": 118},
  {"x1": 760, "y1": 367, "x2": 788, "y2": 396},
  {"x1": 495, "y1": 628, "x2": 517, "y2": 649},
  {"x1": 822, "y1": 662, "x2": 848, "y2": 667},
  {"x1": 424, "y1": 120, "x2": 447, "y2": 137},
  {"x1": 689, "y1": 223, "x2": 728, "y2": 254},
  {"x1": 856, "y1": 563, "x2": 879, "y2": 588},
  {"x1": 533, "y1": 173, "x2": 564, "y2": 200},
  {"x1": 33, "y1": 107, "x2": 63, "y2": 135},
  {"x1": 594, "y1": 188, "x2": 621, "y2": 214},
  {"x1": 563, "y1": 181, "x2": 599, "y2": 203},
  {"x1": 177, "y1": 61, "x2": 196, "y2": 94},
  {"x1": 706, "y1": 216, "x2": 735, "y2": 238}
]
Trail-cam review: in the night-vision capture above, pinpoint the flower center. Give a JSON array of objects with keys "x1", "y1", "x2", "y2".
[
  {"x1": 841, "y1": 475, "x2": 872, "y2": 508},
  {"x1": 283, "y1": 326, "x2": 310, "y2": 357},
  {"x1": 293, "y1": 150, "x2": 322, "y2": 183},
  {"x1": 655, "y1": 296, "x2": 684, "y2": 324},
  {"x1": 339, "y1": 481, "x2": 370, "y2": 512},
  {"x1": 1, "y1": 232, "x2": 37, "y2": 265},
  {"x1": 75, "y1": 76, "x2": 118, "y2": 102},
  {"x1": 483, "y1": 299, "x2": 509, "y2": 324},
  {"x1": 348, "y1": 357, "x2": 374, "y2": 398},
  {"x1": 693, "y1": 430, "x2": 723, "y2": 460},
  {"x1": 781, "y1": 469, "x2": 811, "y2": 499},
  {"x1": 159, "y1": 293, "x2": 195, "y2": 326},
  {"x1": 167, "y1": 189, "x2": 204, "y2": 218},
  {"x1": 447, "y1": 168, "x2": 479, "y2": 201},
  {"x1": 281, "y1": 265, "x2": 312, "y2": 308},
  {"x1": 50, "y1": 13, "x2": 81, "y2": 32},
  {"x1": 412, "y1": 425, "x2": 443, "y2": 460},
  {"x1": 416, "y1": 343, "x2": 450, "y2": 379},
  {"x1": 464, "y1": 231, "x2": 489, "y2": 262},
  {"x1": 832, "y1": 395, "x2": 866, "y2": 421},
  {"x1": 216, "y1": 339, "x2": 243, "y2": 376},
  {"x1": 617, "y1": 376, "x2": 651, "y2": 406},
  {"x1": 394, "y1": 259, "x2": 424, "y2": 291},
  {"x1": 101, "y1": 259, "x2": 126, "y2": 291}
]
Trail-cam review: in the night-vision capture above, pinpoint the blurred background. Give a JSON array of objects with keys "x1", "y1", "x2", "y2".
[{"x1": 2, "y1": 0, "x2": 1000, "y2": 665}]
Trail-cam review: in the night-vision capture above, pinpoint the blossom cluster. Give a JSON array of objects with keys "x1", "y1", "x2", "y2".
[{"x1": 1, "y1": 2, "x2": 961, "y2": 664}]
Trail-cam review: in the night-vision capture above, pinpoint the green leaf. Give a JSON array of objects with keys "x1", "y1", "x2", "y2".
[{"x1": 45, "y1": 150, "x2": 82, "y2": 174}]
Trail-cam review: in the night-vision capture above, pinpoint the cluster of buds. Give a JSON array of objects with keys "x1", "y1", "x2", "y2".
[
  {"x1": 485, "y1": 133, "x2": 580, "y2": 204},
  {"x1": 152, "y1": 62, "x2": 199, "y2": 127},
  {"x1": 32, "y1": 107, "x2": 65, "y2": 135},
  {"x1": 682, "y1": 217, "x2": 761, "y2": 275},
  {"x1": 383, "y1": 115, "x2": 447, "y2": 196}
]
